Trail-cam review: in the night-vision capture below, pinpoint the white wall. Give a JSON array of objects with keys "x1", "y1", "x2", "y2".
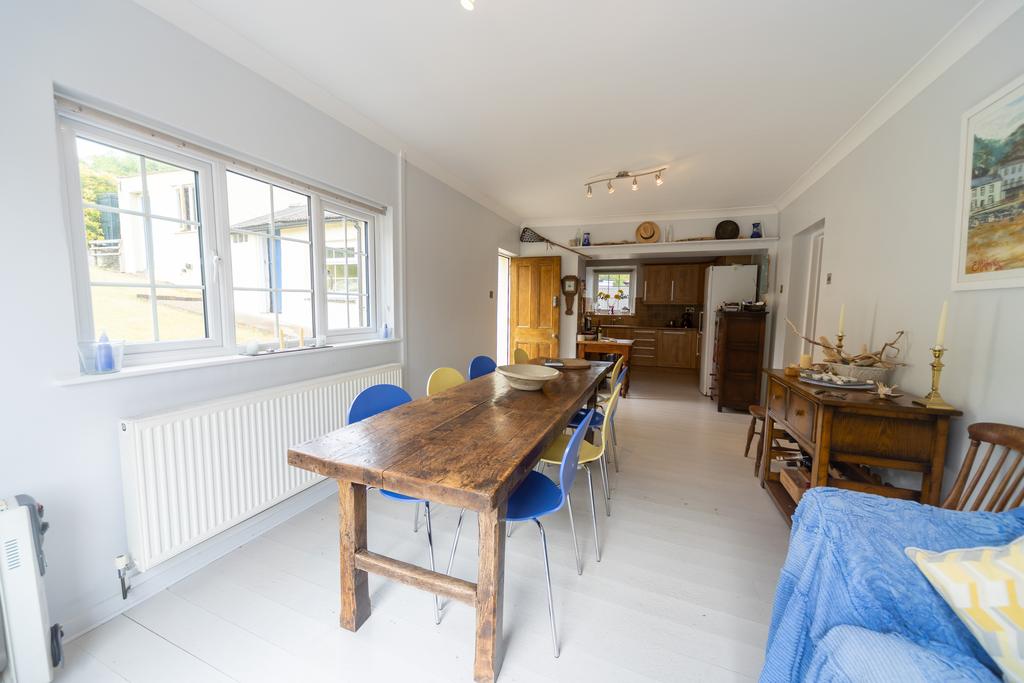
[
  {"x1": 0, "y1": 0, "x2": 512, "y2": 635},
  {"x1": 403, "y1": 164, "x2": 519, "y2": 395},
  {"x1": 771, "y1": 7, "x2": 1024, "y2": 493}
]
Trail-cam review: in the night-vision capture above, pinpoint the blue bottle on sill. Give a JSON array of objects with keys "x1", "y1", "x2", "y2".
[
  {"x1": 96, "y1": 332, "x2": 114, "y2": 372},
  {"x1": 751, "y1": 222, "x2": 763, "y2": 239}
]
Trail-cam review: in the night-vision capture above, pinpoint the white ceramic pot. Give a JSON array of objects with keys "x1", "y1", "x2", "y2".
[{"x1": 496, "y1": 364, "x2": 561, "y2": 391}]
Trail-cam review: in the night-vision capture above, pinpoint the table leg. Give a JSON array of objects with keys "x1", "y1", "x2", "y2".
[
  {"x1": 338, "y1": 480, "x2": 370, "y2": 631},
  {"x1": 474, "y1": 503, "x2": 506, "y2": 683}
]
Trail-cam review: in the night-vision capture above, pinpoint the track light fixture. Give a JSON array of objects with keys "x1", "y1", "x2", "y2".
[{"x1": 584, "y1": 167, "x2": 667, "y2": 198}]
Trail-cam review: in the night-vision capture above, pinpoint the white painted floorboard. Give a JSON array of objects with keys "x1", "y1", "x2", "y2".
[{"x1": 59, "y1": 368, "x2": 791, "y2": 682}]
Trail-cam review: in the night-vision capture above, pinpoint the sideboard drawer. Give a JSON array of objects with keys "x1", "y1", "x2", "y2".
[
  {"x1": 768, "y1": 379, "x2": 787, "y2": 417},
  {"x1": 788, "y1": 392, "x2": 817, "y2": 443}
]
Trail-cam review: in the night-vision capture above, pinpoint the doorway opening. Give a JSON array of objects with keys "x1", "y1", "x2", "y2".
[
  {"x1": 496, "y1": 251, "x2": 511, "y2": 365},
  {"x1": 784, "y1": 219, "x2": 826, "y2": 365}
]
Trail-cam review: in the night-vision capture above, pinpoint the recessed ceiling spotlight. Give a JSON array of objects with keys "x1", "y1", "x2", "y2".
[
  {"x1": 461, "y1": 0, "x2": 474, "y2": 10},
  {"x1": 632, "y1": 177, "x2": 639, "y2": 191},
  {"x1": 586, "y1": 184, "x2": 593, "y2": 198},
  {"x1": 607, "y1": 180, "x2": 615, "y2": 195}
]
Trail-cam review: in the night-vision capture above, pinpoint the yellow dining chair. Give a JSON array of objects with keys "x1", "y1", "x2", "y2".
[
  {"x1": 427, "y1": 367, "x2": 466, "y2": 395},
  {"x1": 538, "y1": 380, "x2": 623, "y2": 564},
  {"x1": 418, "y1": 367, "x2": 469, "y2": 579},
  {"x1": 513, "y1": 347, "x2": 530, "y2": 364},
  {"x1": 597, "y1": 355, "x2": 625, "y2": 403}
]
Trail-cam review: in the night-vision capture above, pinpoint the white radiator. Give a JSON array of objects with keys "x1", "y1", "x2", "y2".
[{"x1": 119, "y1": 363, "x2": 403, "y2": 571}]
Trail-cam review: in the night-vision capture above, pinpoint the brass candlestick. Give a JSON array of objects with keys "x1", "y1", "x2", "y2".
[
  {"x1": 835, "y1": 332, "x2": 845, "y2": 356},
  {"x1": 913, "y1": 345, "x2": 955, "y2": 410}
]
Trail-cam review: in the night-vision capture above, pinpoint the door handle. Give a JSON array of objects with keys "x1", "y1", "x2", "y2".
[
  {"x1": 644, "y1": 281, "x2": 648, "y2": 300},
  {"x1": 670, "y1": 281, "x2": 675, "y2": 301},
  {"x1": 552, "y1": 295, "x2": 559, "y2": 308}
]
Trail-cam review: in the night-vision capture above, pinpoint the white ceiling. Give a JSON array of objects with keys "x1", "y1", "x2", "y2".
[{"x1": 135, "y1": 0, "x2": 983, "y2": 223}]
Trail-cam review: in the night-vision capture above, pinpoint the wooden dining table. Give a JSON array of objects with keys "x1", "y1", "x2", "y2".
[{"x1": 287, "y1": 361, "x2": 611, "y2": 682}]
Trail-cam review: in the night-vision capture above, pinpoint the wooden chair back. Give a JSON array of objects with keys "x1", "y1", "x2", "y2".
[{"x1": 942, "y1": 422, "x2": 1024, "y2": 512}]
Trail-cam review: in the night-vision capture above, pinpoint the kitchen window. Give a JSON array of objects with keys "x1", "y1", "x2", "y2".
[
  {"x1": 590, "y1": 268, "x2": 635, "y2": 314},
  {"x1": 58, "y1": 100, "x2": 391, "y2": 369}
]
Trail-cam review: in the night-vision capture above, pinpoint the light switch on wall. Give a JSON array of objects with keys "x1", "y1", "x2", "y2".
[
  {"x1": 826, "y1": 273, "x2": 833, "y2": 285},
  {"x1": 489, "y1": 290, "x2": 494, "y2": 299}
]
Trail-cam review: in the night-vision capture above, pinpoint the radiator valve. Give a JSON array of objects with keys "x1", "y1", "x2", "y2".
[{"x1": 114, "y1": 554, "x2": 133, "y2": 599}]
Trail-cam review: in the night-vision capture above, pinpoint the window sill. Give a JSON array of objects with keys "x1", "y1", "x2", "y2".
[{"x1": 55, "y1": 336, "x2": 402, "y2": 386}]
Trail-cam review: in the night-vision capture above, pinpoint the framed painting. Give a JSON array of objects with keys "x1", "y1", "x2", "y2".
[{"x1": 952, "y1": 74, "x2": 1024, "y2": 290}]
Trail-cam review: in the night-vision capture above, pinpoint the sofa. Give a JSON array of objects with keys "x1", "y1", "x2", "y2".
[{"x1": 760, "y1": 487, "x2": 1024, "y2": 682}]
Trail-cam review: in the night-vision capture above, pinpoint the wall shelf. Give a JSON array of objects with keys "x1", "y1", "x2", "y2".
[{"x1": 575, "y1": 237, "x2": 779, "y2": 260}]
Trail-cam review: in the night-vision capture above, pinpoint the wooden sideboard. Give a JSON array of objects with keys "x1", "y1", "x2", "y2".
[{"x1": 758, "y1": 369, "x2": 962, "y2": 524}]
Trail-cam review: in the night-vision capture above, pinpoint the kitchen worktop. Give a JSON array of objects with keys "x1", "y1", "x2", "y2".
[{"x1": 600, "y1": 324, "x2": 699, "y2": 331}]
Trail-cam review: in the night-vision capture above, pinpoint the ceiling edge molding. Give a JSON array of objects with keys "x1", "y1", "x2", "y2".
[
  {"x1": 523, "y1": 204, "x2": 779, "y2": 228},
  {"x1": 774, "y1": 0, "x2": 1024, "y2": 212},
  {"x1": 130, "y1": 0, "x2": 523, "y2": 226}
]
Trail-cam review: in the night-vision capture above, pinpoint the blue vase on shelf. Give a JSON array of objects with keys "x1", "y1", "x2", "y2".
[{"x1": 751, "y1": 222, "x2": 763, "y2": 239}]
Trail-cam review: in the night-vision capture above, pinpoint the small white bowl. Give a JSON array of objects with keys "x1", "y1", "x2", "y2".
[{"x1": 496, "y1": 364, "x2": 561, "y2": 391}]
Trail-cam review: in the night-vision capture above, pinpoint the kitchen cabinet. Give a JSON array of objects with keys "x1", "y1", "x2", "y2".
[
  {"x1": 631, "y1": 328, "x2": 659, "y2": 366},
  {"x1": 658, "y1": 330, "x2": 699, "y2": 369},
  {"x1": 642, "y1": 264, "x2": 704, "y2": 304},
  {"x1": 641, "y1": 265, "x2": 674, "y2": 304}
]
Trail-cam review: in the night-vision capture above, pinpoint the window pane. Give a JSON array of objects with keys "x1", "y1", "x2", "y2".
[
  {"x1": 77, "y1": 138, "x2": 141, "y2": 212},
  {"x1": 233, "y1": 290, "x2": 277, "y2": 343},
  {"x1": 227, "y1": 172, "x2": 272, "y2": 236},
  {"x1": 90, "y1": 285, "x2": 154, "y2": 342},
  {"x1": 232, "y1": 291, "x2": 312, "y2": 344},
  {"x1": 278, "y1": 239, "x2": 312, "y2": 290},
  {"x1": 230, "y1": 235, "x2": 273, "y2": 290},
  {"x1": 272, "y1": 186, "x2": 310, "y2": 241},
  {"x1": 152, "y1": 219, "x2": 204, "y2": 287},
  {"x1": 325, "y1": 211, "x2": 370, "y2": 330},
  {"x1": 86, "y1": 211, "x2": 148, "y2": 285},
  {"x1": 155, "y1": 288, "x2": 208, "y2": 341},
  {"x1": 146, "y1": 163, "x2": 198, "y2": 222}
]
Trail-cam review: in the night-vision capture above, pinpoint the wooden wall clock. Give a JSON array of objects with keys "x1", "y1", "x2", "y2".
[{"x1": 561, "y1": 275, "x2": 580, "y2": 315}]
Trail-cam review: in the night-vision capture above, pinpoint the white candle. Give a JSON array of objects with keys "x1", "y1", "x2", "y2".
[
  {"x1": 838, "y1": 304, "x2": 846, "y2": 336},
  {"x1": 936, "y1": 300, "x2": 948, "y2": 348}
]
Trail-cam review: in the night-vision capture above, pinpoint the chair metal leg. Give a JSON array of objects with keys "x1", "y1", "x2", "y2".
[
  {"x1": 423, "y1": 502, "x2": 441, "y2": 625},
  {"x1": 534, "y1": 519, "x2": 559, "y2": 658},
  {"x1": 413, "y1": 501, "x2": 421, "y2": 532},
  {"x1": 610, "y1": 420, "x2": 620, "y2": 472},
  {"x1": 598, "y1": 456, "x2": 611, "y2": 517},
  {"x1": 565, "y1": 493, "x2": 582, "y2": 576},
  {"x1": 445, "y1": 508, "x2": 465, "y2": 576},
  {"x1": 585, "y1": 465, "x2": 601, "y2": 562}
]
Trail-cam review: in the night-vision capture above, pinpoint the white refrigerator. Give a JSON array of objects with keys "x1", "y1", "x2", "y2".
[{"x1": 699, "y1": 265, "x2": 758, "y2": 396}]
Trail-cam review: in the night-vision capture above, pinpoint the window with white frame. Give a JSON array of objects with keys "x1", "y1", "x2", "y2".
[
  {"x1": 59, "y1": 104, "x2": 388, "y2": 368},
  {"x1": 590, "y1": 268, "x2": 635, "y2": 313},
  {"x1": 66, "y1": 128, "x2": 219, "y2": 350},
  {"x1": 323, "y1": 205, "x2": 373, "y2": 331},
  {"x1": 226, "y1": 171, "x2": 315, "y2": 344}
]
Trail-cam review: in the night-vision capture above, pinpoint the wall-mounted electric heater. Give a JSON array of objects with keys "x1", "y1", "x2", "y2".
[{"x1": 0, "y1": 495, "x2": 62, "y2": 683}]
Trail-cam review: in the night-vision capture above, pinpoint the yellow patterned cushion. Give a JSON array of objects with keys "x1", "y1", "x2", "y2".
[{"x1": 906, "y1": 536, "x2": 1024, "y2": 682}]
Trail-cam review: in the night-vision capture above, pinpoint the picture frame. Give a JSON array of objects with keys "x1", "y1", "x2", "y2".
[{"x1": 951, "y1": 73, "x2": 1024, "y2": 290}]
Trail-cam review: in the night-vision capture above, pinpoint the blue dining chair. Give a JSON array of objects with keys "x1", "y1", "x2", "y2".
[
  {"x1": 468, "y1": 354, "x2": 498, "y2": 379},
  {"x1": 348, "y1": 384, "x2": 449, "y2": 625},
  {"x1": 506, "y1": 409, "x2": 594, "y2": 658}
]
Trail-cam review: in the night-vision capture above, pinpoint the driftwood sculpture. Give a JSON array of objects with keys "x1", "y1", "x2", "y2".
[{"x1": 786, "y1": 319, "x2": 906, "y2": 368}]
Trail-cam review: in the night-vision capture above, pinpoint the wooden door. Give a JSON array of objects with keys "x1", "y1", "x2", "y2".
[
  {"x1": 643, "y1": 265, "x2": 673, "y2": 303},
  {"x1": 509, "y1": 257, "x2": 561, "y2": 360},
  {"x1": 672, "y1": 265, "x2": 703, "y2": 304}
]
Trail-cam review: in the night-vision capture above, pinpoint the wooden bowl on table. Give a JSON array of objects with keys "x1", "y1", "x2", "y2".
[{"x1": 497, "y1": 364, "x2": 561, "y2": 391}]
